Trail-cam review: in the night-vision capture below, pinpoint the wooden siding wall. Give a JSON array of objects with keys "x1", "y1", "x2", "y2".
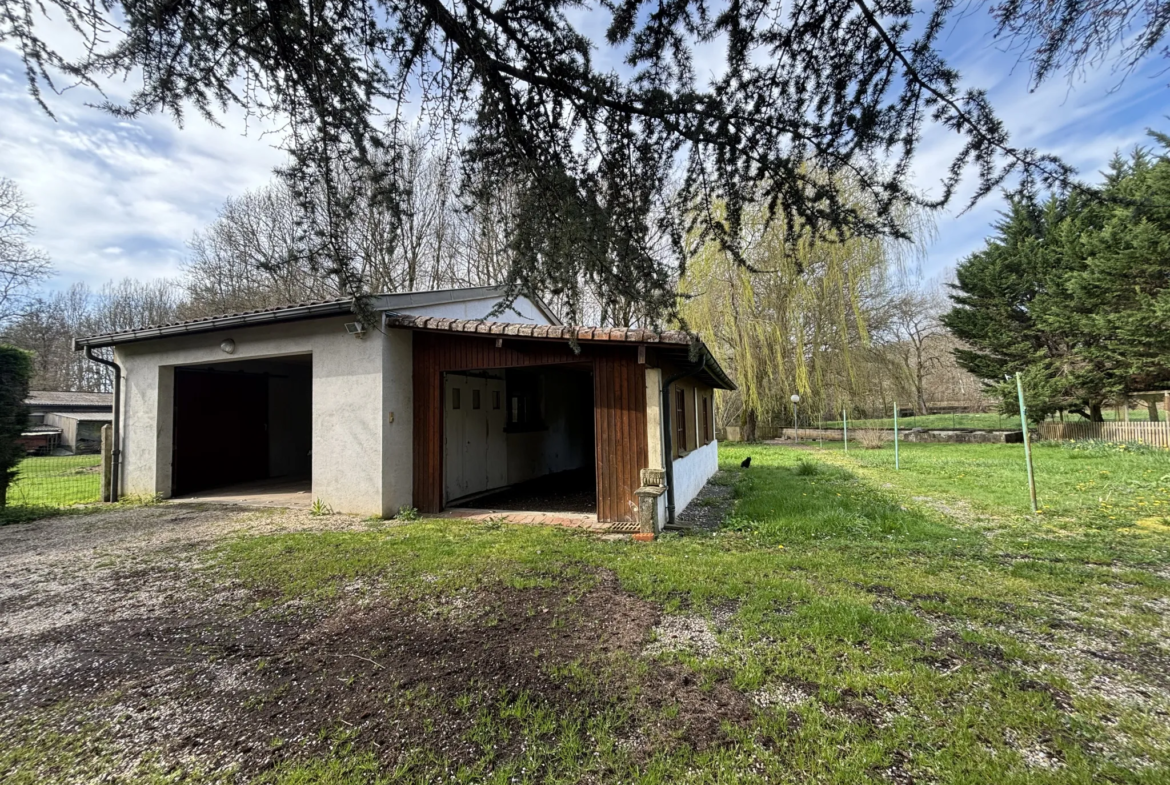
[
  {"x1": 412, "y1": 332, "x2": 649, "y2": 521},
  {"x1": 592, "y1": 352, "x2": 649, "y2": 522}
]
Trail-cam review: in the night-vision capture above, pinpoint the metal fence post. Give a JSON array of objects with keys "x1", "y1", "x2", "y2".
[
  {"x1": 1016, "y1": 373, "x2": 1038, "y2": 512},
  {"x1": 101, "y1": 424, "x2": 113, "y2": 503},
  {"x1": 894, "y1": 402, "x2": 900, "y2": 470}
]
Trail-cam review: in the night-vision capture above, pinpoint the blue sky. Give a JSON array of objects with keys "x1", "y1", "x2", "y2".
[{"x1": 0, "y1": 6, "x2": 1166, "y2": 292}]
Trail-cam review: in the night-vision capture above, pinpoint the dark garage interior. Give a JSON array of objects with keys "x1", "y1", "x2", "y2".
[{"x1": 171, "y1": 355, "x2": 312, "y2": 496}]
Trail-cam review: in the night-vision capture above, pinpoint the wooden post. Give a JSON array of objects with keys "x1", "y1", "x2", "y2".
[
  {"x1": 1165, "y1": 392, "x2": 1170, "y2": 449},
  {"x1": 100, "y1": 424, "x2": 113, "y2": 503},
  {"x1": 843, "y1": 409, "x2": 848, "y2": 454}
]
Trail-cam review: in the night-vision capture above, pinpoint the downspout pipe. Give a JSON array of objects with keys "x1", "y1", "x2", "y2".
[
  {"x1": 83, "y1": 346, "x2": 121, "y2": 502},
  {"x1": 660, "y1": 352, "x2": 707, "y2": 529}
]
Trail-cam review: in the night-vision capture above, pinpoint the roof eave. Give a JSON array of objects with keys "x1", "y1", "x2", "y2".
[{"x1": 73, "y1": 300, "x2": 357, "y2": 350}]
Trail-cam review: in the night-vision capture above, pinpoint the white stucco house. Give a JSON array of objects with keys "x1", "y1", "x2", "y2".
[{"x1": 74, "y1": 285, "x2": 735, "y2": 532}]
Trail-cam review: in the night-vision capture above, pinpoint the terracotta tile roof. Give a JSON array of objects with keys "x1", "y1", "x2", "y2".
[
  {"x1": 383, "y1": 314, "x2": 694, "y2": 344},
  {"x1": 383, "y1": 314, "x2": 736, "y2": 390}
]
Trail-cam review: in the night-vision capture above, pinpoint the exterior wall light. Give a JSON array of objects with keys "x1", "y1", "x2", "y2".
[{"x1": 220, "y1": 339, "x2": 236, "y2": 354}]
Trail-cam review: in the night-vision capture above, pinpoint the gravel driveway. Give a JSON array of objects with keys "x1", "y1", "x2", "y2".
[{"x1": 0, "y1": 504, "x2": 374, "y2": 780}]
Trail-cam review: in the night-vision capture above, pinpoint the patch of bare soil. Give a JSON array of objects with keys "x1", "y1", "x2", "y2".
[{"x1": 0, "y1": 504, "x2": 755, "y2": 781}]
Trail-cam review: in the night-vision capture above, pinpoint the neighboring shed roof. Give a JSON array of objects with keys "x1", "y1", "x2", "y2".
[
  {"x1": 26, "y1": 391, "x2": 113, "y2": 409},
  {"x1": 22, "y1": 425, "x2": 63, "y2": 435},
  {"x1": 44, "y1": 411, "x2": 113, "y2": 422},
  {"x1": 384, "y1": 314, "x2": 737, "y2": 391},
  {"x1": 72, "y1": 286, "x2": 561, "y2": 349}
]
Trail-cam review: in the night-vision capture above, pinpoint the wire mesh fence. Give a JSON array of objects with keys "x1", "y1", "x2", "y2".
[
  {"x1": 6, "y1": 454, "x2": 102, "y2": 508},
  {"x1": 813, "y1": 412, "x2": 1024, "y2": 430}
]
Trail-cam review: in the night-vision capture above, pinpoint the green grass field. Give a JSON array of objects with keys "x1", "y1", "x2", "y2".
[
  {"x1": 6, "y1": 442, "x2": 1170, "y2": 783},
  {"x1": 819, "y1": 412, "x2": 1025, "y2": 429},
  {"x1": 217, "y1": 444, "x2": 1170, "y2": 781},
  {"x1": 6, "y1": 454, "x2": 101, "y2": 508},
  {"x1": 817, "y1": 408, "x2": 1167, "y2": 430},
  {"x1": 836, "y1": 438, "x2": 1170, "y2": 525}
]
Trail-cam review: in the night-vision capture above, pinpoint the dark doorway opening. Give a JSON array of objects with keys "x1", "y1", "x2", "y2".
[
  {"x1": 172, "y1": 355, "x2": 312, "y2": 497},
  {"x1": 446, "y1": 364, "x2": 596, "y2": 513},
  {"x1": 465, "y1": 467, "x2": 596, "y2": 513}
]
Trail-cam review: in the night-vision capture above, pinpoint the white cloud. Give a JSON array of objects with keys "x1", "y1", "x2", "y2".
[
  {"x1": 0, "y1": 49, "x2": 286, "y2": 290},
  {"x1": 914, "y1": 18, "x2": 1168, "y2": 279}
]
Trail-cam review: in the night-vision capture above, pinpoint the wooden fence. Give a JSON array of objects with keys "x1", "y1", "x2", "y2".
[{"x1": 1036, "y1": 421, "x2": 1170, "y2": 449}]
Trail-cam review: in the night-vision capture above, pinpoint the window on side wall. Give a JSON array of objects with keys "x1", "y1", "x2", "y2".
[
  {"x1": 506, "y1": 370, "x2": 546, "y2": 432},
  {"x1": 675, "y1": 387, "x2": 687, "y2": 457},
  {"x1": 703, "y1": 395, "x2": 711, "y2": 444}
]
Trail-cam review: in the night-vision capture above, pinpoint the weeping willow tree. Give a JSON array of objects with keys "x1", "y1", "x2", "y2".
[{"x1": 680, "y1": 195, "x2": 926, "y2": 440}]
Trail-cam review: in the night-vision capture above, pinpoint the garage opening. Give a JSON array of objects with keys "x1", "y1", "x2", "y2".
[
  {"x1": 445, "y1": 364, "x2": 595, "y2": 514},
  {"x1": 172, "y1": 354, "x2": 312, "y2": 501}
]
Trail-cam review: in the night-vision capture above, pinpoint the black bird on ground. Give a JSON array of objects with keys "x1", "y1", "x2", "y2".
[{"x1": 741, "y1": 456, "x2": 752, "y2": 469}]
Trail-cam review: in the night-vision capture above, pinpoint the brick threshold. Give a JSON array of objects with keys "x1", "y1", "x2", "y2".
[{"x1": 438, "y1": 508, "x2": 637, "y2": 534}]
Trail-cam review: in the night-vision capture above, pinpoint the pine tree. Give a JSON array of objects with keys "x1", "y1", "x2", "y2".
[
  {"x1": 1064, "y1": 145, "x2": 1170, "y2": 394},
  {"x1": 0, "y1": 345, "x2": 32, "y2": 508},
  {"x1": 945, "y1": 133, "x2": 1170, "y2": 421}
]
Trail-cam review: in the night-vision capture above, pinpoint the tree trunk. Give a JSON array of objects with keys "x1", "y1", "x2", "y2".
[
  {"x1": 1089, "y1": 402, "x2": 1104, "y2": 422},
  {"x1": 1148, "y1": 400, "x2": 1159, "y2": 422},
  {"x1": 742, "y1": 407, "x2": 758, "y2": 443}
]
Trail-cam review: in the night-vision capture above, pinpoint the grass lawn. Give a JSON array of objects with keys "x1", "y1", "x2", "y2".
[
  {"x1": 817, "y1": 410, "x2": 1168, "y2": 429},
  {"x1": 818, "y1": 412, "x2": 1026, "y2": 429},
  {"x1": 4, "y1": 442, "x2": 1169, "y2": 783},
  {"x1": 5, "y1": 454, "x2": 101, "y2": 508}
]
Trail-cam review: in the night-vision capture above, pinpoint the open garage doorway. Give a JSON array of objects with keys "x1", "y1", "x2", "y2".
[
  {"x1": 445, "y1": 364, "x2": 596, "y2": 513},
  {"x1": 172, "y1": 354, "x2": 312, "y2": 504}
]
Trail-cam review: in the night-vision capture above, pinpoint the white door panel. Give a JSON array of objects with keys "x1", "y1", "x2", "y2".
[{"x1": 445, "y1": 373, "x2": 507, "y2": 503}]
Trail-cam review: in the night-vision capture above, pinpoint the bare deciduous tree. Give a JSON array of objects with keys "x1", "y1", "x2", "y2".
[
  {"x1": 2, "y1": 279, "x2": 182, "y2": 391},
  {"x1": 0, "y1": 178, "x2": 51, "y2": 327},
  {"x1": 879, "y1": 284, "x2": 950, "y2": 415}
]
